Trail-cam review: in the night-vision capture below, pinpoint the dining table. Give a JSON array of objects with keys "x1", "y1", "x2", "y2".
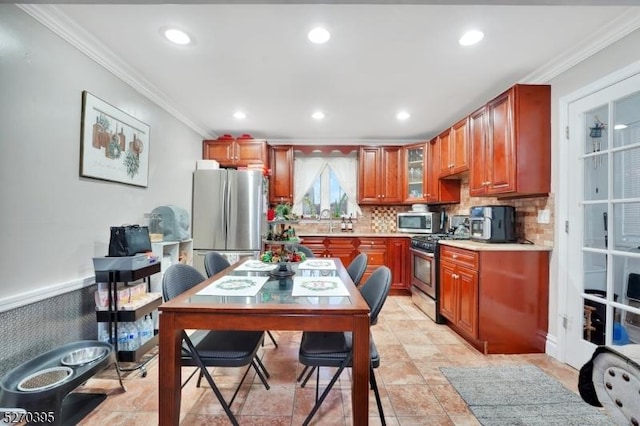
[{"x1": 157, "y1": 258, "x2": 372, "y2": 425}]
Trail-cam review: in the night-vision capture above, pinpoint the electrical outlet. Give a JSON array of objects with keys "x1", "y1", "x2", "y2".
[{"x1": 537, "y1": 209, "x2": 551, "y2": 224}]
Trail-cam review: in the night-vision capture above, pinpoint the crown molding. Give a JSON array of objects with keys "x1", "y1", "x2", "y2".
[
  {"x1": 521, "y1": 7, "x2": 640, "y2": 84},
  {"x1": 18, "y1": 4, "x2": 215, "y2": 139}
]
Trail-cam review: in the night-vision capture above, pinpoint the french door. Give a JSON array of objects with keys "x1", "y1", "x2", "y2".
[{"x1": 564, "y1": 71, "x2": 640, "y2": 369}]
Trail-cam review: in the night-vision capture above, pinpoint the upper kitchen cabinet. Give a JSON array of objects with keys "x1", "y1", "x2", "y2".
[
  {"x1": 439, "y1": 117, "x2": 469, "y2": 177},
  {"x1": 358, "y1": 146, "x2": 404, "y2": 204},
  {"x1": 202, "y1": 134, "x2": 268, "y2": 168},
  {"x1": 269, "y1": 145, "x2": 294, "y2": 203},
  {"x1": 469, "y1": 84, "x2": 551, "y2": 198},
  {"x1": 404, "y1": 141, "x2": 460, "y2": 204}
]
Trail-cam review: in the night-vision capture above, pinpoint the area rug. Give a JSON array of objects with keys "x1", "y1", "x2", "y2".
[{"x1": 440, "y1": 365, "x2": 615, "y2": 425}]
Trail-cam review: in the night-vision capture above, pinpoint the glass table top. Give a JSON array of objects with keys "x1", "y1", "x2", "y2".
[{"x1": 187, "y1": 262, "x2": 353, "y2": 306}]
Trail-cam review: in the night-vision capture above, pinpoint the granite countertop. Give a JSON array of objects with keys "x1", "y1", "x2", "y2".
[
  {"x1": 439, "y1": 239, "x2": 553, "y2": 252},
  {"x1": 297, "y1": 232, "x2": 414, "y2": 238}
]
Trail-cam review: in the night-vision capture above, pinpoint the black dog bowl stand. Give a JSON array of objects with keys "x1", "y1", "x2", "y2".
[{"x1": 0, "y1": 340, "x2": 124, "y2": 426}]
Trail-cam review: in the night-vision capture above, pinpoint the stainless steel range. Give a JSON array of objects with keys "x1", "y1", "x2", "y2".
[{"x1": 410, "y1": 233, "x2": 468, "y2": 323}]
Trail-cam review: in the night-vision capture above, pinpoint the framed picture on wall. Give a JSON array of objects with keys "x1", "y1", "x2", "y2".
[{"x1": 79, "y1": 91, "x2": 150, "y2": 187}]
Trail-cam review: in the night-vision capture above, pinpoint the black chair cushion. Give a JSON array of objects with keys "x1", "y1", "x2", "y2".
[
  {"x1": 299, "y1": 331, "x2": 379, "y2": 368},
  {"x1": 182, "y1": 330, "x2": 264, "y2": 368}
]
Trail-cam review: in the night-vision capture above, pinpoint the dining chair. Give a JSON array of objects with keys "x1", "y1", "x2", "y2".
[
  {"x1": 296, "y1": 252, "x2": 369, "y2": 383},
  {"x1": 161, "y1": 263, "x2": 270, "y2": 425},
  {"x1": 294, "y1": 244, "x2": 315, "y2": 258},
  {"x1": 346, "y1": 252, "x2": 368, "y2": 287},
  {"x1": 297, "y1": 265, "x2": 392, "y2": 426},
  {"x1": 203, "y1": 251, "x2": 279, "y2": 348}
]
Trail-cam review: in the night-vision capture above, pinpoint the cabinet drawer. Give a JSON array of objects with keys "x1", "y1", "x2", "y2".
[
  {"x1": 440, "y1": 246, "x2": 478, "y2": 270},
  {"x1": 358, "y1": 238, "x2": 387, "y2": 248},
  {"x1": 326, "y1": 237, "x2": 357, "y2": 247}
]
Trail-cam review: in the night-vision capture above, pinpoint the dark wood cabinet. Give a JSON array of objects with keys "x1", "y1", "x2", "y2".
[
  {"x1": 439, "y1": 243, "x2": 549, "y2": 354},
  {"x1": 269, "y1": 145, "x2": 294, "y2": 203},
  {"x1": 439, "y1": 117, "x2": 469, "y2": 178},
  {"x1": 358, "y1": 146, "x2": 403, "y2": 204},
  {"x1": 469, "y1": 84, "x2": 551, "y2": 197},
  {"x1": 356, "y1": 237, "x2": 388, "y2": 286},
  {"x1": 326, "y1": 238, "x2": 358, "y2": 266},
  {"x1": 387, "y1": 238, "x2": 409, "y2": 290},
  {"x1": 439, "y1": 246, "x2": 479, "y2": 340},
  {"x1": 202, "y1": 136, "x2": 268, "y2": 168}
]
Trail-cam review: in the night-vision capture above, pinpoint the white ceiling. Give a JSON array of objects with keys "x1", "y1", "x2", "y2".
[{"x1": 24, "y1": 2, "x2": 640, "y2": 144}]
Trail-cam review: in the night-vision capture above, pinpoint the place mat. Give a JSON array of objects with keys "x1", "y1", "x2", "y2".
[
  {"x1": 440, "y1": 364, "x2": 615, "y2": 426},
  {"x1": 291, "y1": 276, "x2": 350, "y2": 297},
  {"x1": 196, "y1": 275, "x2": 269, "y2": 297},
  {"x1": 234, "y1": 259, "x2": 278, "y2": 272},
  {"x1": 297, "y1": 259, "x2": 337, "y2": 270}
]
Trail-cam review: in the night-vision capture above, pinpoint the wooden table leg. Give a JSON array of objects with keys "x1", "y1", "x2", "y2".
[
  {"x1": 352, "y1": 313, "x2": 370, "y2": 425},
  {"x1": 159, "y1": 313, "x2": 182, "y2": 426}
]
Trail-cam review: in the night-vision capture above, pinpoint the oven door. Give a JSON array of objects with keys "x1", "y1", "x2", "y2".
[{"x1": 410, "y1": 247, "x2": 436, "y2": 299}]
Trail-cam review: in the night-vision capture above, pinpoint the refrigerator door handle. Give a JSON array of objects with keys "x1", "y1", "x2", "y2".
[{"x1": 222, "y1": 176, "x2": 229, "y2": 242}]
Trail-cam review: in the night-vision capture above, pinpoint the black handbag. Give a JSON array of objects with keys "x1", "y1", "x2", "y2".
[{"x1": 108, "y1": 225, "x2": 152, "y2": 257}]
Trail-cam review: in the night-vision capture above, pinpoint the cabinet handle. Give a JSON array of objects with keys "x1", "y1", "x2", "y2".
[
  {"x1": 449, "y1": 163, "x2": 454, "y2": 168},
  {"x1": 382, "y1": 195, "x2": 385, "y2": 198},
  {"x1": 452, "y1": 254, "x2": 458, "y2": 259}
]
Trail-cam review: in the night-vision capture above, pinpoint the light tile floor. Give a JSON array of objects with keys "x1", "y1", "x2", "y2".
[{"x1": 75, "y1": 296, "x2": 592, "y2": 425}]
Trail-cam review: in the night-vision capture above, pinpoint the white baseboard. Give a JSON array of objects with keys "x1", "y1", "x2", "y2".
[
  {"x1": 0, "y1": 275, "x2": 95, "y2": 313},
  {"x1": 546, "y1": 333, "x2": 559, "y2": 360}
]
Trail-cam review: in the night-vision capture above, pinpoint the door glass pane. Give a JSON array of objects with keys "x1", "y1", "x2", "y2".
[
  {"x1": 583, "y1": 295, "x2": 607, "y2": 345},
  {"x1": 584, "y1": 153, "x2": 608, "y2": 201},
  {"x1": 584, "y1": 251, "x2": 607, "y2": 292},
  {"x1": 613, "y1": 145, "x2": 640, "y2": 199},
  {"x1": 613, "y1": 91, "x2": 640, "y2": 148},
  {"x1": 584, "y1": 204, "x2": 608, "y2": 249},
  {"x1": 584, "y1": 106, "x2": 609, "y2": 154},
  {"x1": 612, "y1": 202, "x2": 640, "y2": 251}
]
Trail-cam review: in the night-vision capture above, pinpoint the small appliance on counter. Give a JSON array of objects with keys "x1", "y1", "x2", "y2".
[
  {"x1": 397, "y1": 211, "x2": 441, "y2": 234},
  {"x1": 469, "y1": 205, "x2": 517, "y2": 243}
]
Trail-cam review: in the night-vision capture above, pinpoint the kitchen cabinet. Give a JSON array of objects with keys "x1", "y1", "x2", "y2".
[
  {"x1": 387, "y1": 238, "x2": 409, "y2": 290},
  {"x1": 469, "y1": 84, "x2": 550, "y2": 197},
  {"x1": 358, "y1": 146, "x2": 404, "y2": 204},
  {"x1": 439, "y1": 247, "x2": 479, "y2": 340},
  {"x1": 356, "y1": 238, "x2": 388, "y2": 286},
  {"x1": 439, "y1": 117, "x2": 469, "y2": 178},
  {"x1": 269, "y1": 145, "x2": 294, "y2": 203},
  {"x1": 299, "y1": 236, "x2": 327, "y2": 258},
  {"x1": 326, "y1": 237, "x2": 358, "y2": 266},
  {"x1": 404, "y1": 140, "x2": 460, "y2": 204},
  {"x1": 438, "y1": 243, "x2": 549, "y2": 354},
  {"x1": 202, "y1": 135, "x2": 268, "y2": 168}
]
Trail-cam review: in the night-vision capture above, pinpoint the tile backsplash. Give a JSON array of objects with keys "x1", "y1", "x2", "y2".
[
  {"x1": 294, "y1": 177, "x2": 553, "y2": 246},
  {"x1": 443, "y1": 177, "x2": 554, "y2": 247}
]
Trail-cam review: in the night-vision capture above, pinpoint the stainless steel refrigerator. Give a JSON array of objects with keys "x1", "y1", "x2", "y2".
[{"x1": 192, "y1": 169, "x2": 264, "y2": 275}]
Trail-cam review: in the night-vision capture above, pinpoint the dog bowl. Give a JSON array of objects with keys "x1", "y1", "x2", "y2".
[
  {"x1": 60, "y1": 346, "x2": 108, "y2": 367},
  {"x1": 17, "y1": 366, "x2": 73, "y2": 392}
]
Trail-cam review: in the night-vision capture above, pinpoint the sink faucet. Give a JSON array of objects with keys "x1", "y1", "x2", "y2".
[{"x1": 320, "y1": 209, "x2": 336, "y2": 233}]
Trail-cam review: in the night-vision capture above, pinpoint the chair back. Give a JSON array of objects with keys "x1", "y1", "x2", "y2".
[
  {"x1": 358, "y1": 266, "x2": 391, "y2": 325},
  {"x1": 295, "y1": 245, "x2": 315, "y2": 258},
  {"x1": 346, "y1": 253, "x2": 368, "y2": 287},
  {"x1": 162, "y1": 263, "x2": 206, "y2": 301},
  {"x1": 204, "y1": 251, "x2": 231, "y2": 277}
]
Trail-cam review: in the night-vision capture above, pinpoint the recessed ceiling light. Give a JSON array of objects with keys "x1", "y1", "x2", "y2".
[
  {"x1": 614, "y1": 124, "x2": 628, "y2": 130},
  {"x1": 308, "y1": 27, "x2": 331, "y2": 44},
  {"x1": 459, "y1": 30, "x2": 484, "y2": 46},
  {"x1": 233, "y1": 111, "x2": 247, "y2": 120},
  {"x1": 397, "y1": 111, "x2": 410, "y2": 121},
  {"x1": 164, "y1": 28, "x2": 191, "y2": 45},
  {"x1": 312, "y1": 111, "x2": 325, "y2": 120}
]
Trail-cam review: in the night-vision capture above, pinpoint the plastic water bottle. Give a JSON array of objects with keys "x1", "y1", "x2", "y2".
[
  {"x1": 127, "y1": 322, "x2": 140, "y2": 350},
  {"x1": 137, "y1": 317, "x2": 151, "y2": 344},
  {"x1": 143, "y1": 315, "x2": 155, "y2": 343},
  {"x1": 117, "y1": 323, "x2": 129, "y2": 351}
]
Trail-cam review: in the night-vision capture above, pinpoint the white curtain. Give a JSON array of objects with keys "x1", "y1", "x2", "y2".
[
  {"x1": 291, "y1": 157, "x2": 325, "y2": 215},
  {"x1": 328, "y1": 157, "x2": 362, "y2": 216}
]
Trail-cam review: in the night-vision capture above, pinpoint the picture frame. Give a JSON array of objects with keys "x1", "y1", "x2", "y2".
[{"x1": 80, "y1": 91, "x2": 150, "y2": 187}]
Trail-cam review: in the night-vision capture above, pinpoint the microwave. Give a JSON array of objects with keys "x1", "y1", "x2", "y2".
[
  {"x1": 469, "y1": 205, "x2": 517, "y2": 243},
  {"x1": 397, "y1": 212, "x2": 442, "y2": 234}
]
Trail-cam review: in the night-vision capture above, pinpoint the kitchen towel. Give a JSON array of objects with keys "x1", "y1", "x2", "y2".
[
  {"x1": 297, "y1": 259, "x2": 337, "y2": 270},
  {"x1": 291, "y1": 276, "x2": 350, "y2": 297},
  {"x1": 197, "y1": 275, "x2": 269, "y2": 297},
  {"x1": 234, "y1": 259, "x2": 278, "y2": 272}
]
